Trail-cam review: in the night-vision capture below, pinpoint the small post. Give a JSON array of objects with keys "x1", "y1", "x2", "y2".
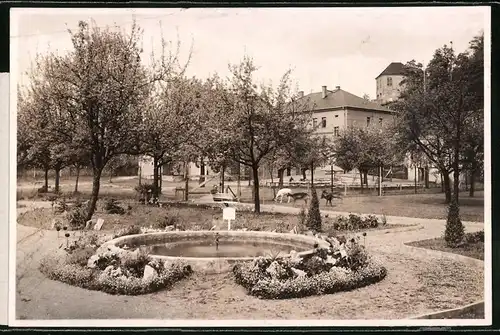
[
  {"x1": 344, "y1": 184, "x2": 347, "y2": 196},
  {"x1": 227, "y1": 219, "x2": 231, "y2": 231}
]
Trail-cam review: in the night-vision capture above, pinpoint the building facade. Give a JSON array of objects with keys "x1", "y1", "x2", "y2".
[{"x1": 375, "y1": 62, "x2": 405, "y2": 105}]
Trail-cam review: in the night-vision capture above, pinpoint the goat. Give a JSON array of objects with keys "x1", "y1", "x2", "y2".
[
  {"x1": 288, "y1": 192, "x2": 310, "y2": 205},
  {"x1": 274, "y1": 188, "x2": 292, "y2": 203},
  {"x1": 321, "y1": 190, "x2": 343, "y2": 206}
]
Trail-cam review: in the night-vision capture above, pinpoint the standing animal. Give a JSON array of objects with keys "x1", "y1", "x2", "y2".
[
  {"x1": 275, "y1": 188, "x2": 293, "y2": 203},
  {"x1": 288, "y1": 192, "x2": 310, "y2": 205},
  {"x1": 321, "y1": 190, "x2": 342, "y2": 206}
]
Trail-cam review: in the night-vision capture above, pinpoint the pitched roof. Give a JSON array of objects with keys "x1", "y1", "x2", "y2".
[
  {"x1": 301, "y1": 88, "x2": 393, "y2": 113},
  {"x1": 375, "y1": 62, "x2": 405, "y2": 79}
]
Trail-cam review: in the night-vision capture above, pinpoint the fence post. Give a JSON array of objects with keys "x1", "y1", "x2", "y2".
[{"x1": 344, "y1": 184, "x2": 347, "y2": 196}]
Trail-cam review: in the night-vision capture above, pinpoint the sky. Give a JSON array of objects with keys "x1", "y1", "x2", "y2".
[{"x1": 11, "y1": 6, "x2": 488, "y2": 99}]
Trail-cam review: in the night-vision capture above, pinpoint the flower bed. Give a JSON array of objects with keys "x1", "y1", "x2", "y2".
[
  {"x1": 233, "y1": 236, "x2": 387, "y2": 299},
  {"x1": 39, "y1": 233, "x2": 192, "y2": 295}
]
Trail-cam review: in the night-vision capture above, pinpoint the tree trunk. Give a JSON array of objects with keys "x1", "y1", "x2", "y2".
[
  {"x1": 221, "y1": 164, "x2": 225, "y2": 191},
  {"x1": 44, "y1": 167, "x2": 49, "y2": 191},
  {"x1": 442, "y1": 171, "x2": 452, "y2": 204},
  {"x1": 469, "y1": 161, "x2": 477, "y2": 197},
  {"x1": 152, "y1": 156, "x2": 159, "y2": 198},
  {"x1": 452, "y1": 165, "x2": 460, "y2": 205},
  {"x1": 425, "y1": 166, "x2": 430, "y2": 189},
  {"x1": 184, "y1": 161, "x2": 189, "y2": 202},
  {"x1": 359, "y1": 170, "x2": 364, "y2": 194},
  {"x1": 363, "y1": 170, "x2": 368, "y2": 185},
  {"x1": 252, "y1": 165, "x2": 261, "y2": 213},
  {"x1": 74, "y1": 166, "x2": 81, "y2": 193},
  {"x1": 199, "y1": 160, "x2": 205, "y2": 187},
  {"x1": 441, "y1": 172, "x2": 445, "y2": 193},
  {"x1": 414, "y1": 166, "x2": 418, "y2": 194},
  {"x1": 54, "y1": 168, "x2": 61, "y2": 193},
  {"x1": 278, "y1": 168, "x2": 284, "y2": 188},
  {"x1": 158, "y1": 165, "x2": 162, "y2": 193},
  {"x1": 86, "y1": 167, "x2": 103, "y2": 222},
  {"x1": 310, "y1": 162, "x2": 314, "y2": 185},
  {"x1": 109, "y1": 171, "x2": 113, "y2": 183},
  {"x1": 378, "y1": 165, "x2": 382, "y2": 196},
  {"x1": 301, "y1": 168, "x2": 307, "y2": 180}
]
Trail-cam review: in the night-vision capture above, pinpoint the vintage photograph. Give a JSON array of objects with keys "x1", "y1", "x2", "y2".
[{"x1": 10, "y1": 6, "x2": 490, "y2": 326}]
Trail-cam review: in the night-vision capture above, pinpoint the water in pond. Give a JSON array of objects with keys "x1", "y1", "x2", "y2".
[{"x1": 138, "y1": 240, "x2": 307, "y2": 258}]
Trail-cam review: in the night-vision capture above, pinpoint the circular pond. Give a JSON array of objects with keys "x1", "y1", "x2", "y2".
[{"x1": 101, "y1": 230, "x2": 329, "y2": 274}]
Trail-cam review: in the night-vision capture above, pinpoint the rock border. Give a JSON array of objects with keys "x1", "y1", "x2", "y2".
[{"x1": 100, "y1": 230, "x2": 330, "y2": 274}]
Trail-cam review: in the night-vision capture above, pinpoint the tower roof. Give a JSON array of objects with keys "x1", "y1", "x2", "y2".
[{"x1": 375, "y1": 62, "x2": 405, "y2": 79}]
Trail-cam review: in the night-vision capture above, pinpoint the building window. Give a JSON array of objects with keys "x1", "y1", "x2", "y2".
[
  {"x1": 387, "y1": 77, "x2": 393, "y2": 86},
  {"x1": 366, "y1": 117, "x2": 371, "y2": 127},
  {"x1": 321, "y1": 117, "x2": 326, "y2": 128},
  {"x1": 334, "y1": 126, "x2": 340, "y2": 137},
  {"x1": 379, "y1": 117, "x2": 383, "y2": 125},
  {"x1": 313, "y1": 118, "x2": 318, "y2": 128},
  {"x1": 335, "y1": 114, "x2": 338, "y2": 118}
]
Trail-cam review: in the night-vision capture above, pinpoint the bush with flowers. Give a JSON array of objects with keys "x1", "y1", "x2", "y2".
[
  {"x1": 39, "y1": 232, "x2": 192, "y2": 295},
  {"x1": 233, "y1": 235, "x2": 386, "y2": 299}
]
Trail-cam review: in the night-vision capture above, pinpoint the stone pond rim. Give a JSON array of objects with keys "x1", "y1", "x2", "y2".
[{"x1": 99, "y1": 230, "x2": 330, "y2": 274}]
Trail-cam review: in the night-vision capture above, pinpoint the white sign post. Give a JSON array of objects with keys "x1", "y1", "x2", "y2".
[{"x1": 223, "y1": 207, "x2": 236, "y2": 230}]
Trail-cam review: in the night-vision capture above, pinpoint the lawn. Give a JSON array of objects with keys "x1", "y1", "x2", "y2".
[
  {"x1": 17, "y1": 200, "x2": 404, "y2": 235},
  {"x1": 17, "y1": 175, "x2": 485, "y2": 222},
  {"x1": 406, "y1": 236, "x2": 484, "y2": 261}
]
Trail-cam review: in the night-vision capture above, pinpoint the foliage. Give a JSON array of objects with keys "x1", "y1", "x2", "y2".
[
  {"x1": 444, "y1": 197, "x2": 465, "y2": 247},
  {"x1": 134, "y1": 183, "x2": 158, "y2": 203},
  {"x1": 113, "y1": 225, "x2": 142, "y2": 238},
  {"x1": 324, "y1": 214, "x2": 383, "y2": 233},
  {"x1": 66, "y1": 201, "x2": 88, "y2": 229},
  {"x1": 464, "y1": 230, "x2": 484, "y2": 244},
  {"x1": 39, "y1": 253, "x2": 192, "y2": 296},
  {"x1": 306, "y1": 188, "x2": 322, "y2": 232},
  {"x1": 392, "y1": 33, "x2": 484, "y2": 203},
  {"x1": 233, "y1": 241, "x2": 386, "y2": 299},
  {"x1": 152, "y1": 212, "x2": 180, "y2": 230},
  {"x1": 201, "y1": 56, "x2": 315, "y2": 212},
  {"x1": 104, "y1": 198, "x2": 126, "y2": 215}
]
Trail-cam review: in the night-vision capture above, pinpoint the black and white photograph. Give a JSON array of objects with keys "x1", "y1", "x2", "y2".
[{"x1": 9, "y1": 6, "x2": 491, "y2": 326}]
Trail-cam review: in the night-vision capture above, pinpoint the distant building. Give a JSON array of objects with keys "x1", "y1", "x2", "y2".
[
  {"x1": 300, "y1": 85, "x2": 395, "y2": 138},
  {"x1": 375, "y1": 62, "x2": 405, "y2": 105}
]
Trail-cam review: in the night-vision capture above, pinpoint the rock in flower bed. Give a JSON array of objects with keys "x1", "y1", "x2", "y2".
[
  {"x1": 39, "y1": 233, "x2": 192, "y2": 295},
  {"x1": 233, "y1": 236, "x2": 387, "y2": 299}
]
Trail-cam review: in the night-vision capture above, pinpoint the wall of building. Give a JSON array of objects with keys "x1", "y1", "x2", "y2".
[
  {"x1": 345, "y1": 109, "x2": 393, "y2": 128},
  {"x1": 376, "y1": 74, "x2": 405, "y2": 104},
  {"x1": 311, "y1": 108, "x2": 346, "y2": 136}
]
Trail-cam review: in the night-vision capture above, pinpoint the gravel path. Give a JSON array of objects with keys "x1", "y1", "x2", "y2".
[{"x1": 15, "y1": 201, "x2": 485, "y2": 320}]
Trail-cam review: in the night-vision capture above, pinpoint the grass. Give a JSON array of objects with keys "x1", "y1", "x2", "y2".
[
  {"x1": 17, "y1": 200, "x2": 402, "y2": 235},
  {"x1": 406, "y1": 237, "x2": 484, "y2": 261},
  {"x1": 17, "y1": 175, "x2": 484, "y2": 222}
]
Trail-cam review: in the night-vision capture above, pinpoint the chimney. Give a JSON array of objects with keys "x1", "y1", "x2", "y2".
[
  {"x1": 335, "y1": 86, "x2": 340, "y2": 90},
  {"x1": 298, "y1": 91, "x2": 304, "y2": 98},
  {"x1": 322, "y1": 85, "x2": 327, "y2": 98}
]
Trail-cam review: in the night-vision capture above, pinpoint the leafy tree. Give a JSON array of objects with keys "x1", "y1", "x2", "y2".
[
  {"x1": 392, "y1": 33, "x2": 484, "y2": 203},
  {"x1": 28, "y1": 20, "x2": 177, "y2": 220},
  {"x1": 206, "y1": 56, "x2": 313, "y2": 213}
]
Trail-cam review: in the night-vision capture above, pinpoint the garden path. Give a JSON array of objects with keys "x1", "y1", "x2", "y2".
[{"x1": 14, "y1": 201, "x2": 485, "y2": 320}]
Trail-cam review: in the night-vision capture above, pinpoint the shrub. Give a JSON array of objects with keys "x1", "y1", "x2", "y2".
[
  {"x1": 104, "y1": 198, "x2": 126, "y2": 215},
  {"x1": 444, "y1": 198, "x2": 464, "y2": 247},
  {"x1": 306, "y1": 188, "x2": 322, "y2": 232},
  {"x1": 120, "y1": 250, "x2": 152, "y2": 278},
  {"x1": 39, "y1": 254, "x2": 192, "y2": 296},
  {"x1": 67, "y1": 247, "x2": 96, "y2": 267},
  {"x1": 134, "y1": 184, "x2": 158, "y2": 203},
  {"x1": 113, "y1": 225, "x2": 142, "y2": 238},
  {"x1": 54, "y1": 199, "x2": 69, "y2": 214},
  {"x1": 153, "y1": 213, "x2": 180, "y2": 230},
  {"x1": 234, "y1": 257, "x2": 386, "y2": 299},
  {"x1": 67, "y1": 203, "x2": 88, "y2": 229},
  {"x1": 464, "y1": 230, "x2": 484, "y2": 244}
]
